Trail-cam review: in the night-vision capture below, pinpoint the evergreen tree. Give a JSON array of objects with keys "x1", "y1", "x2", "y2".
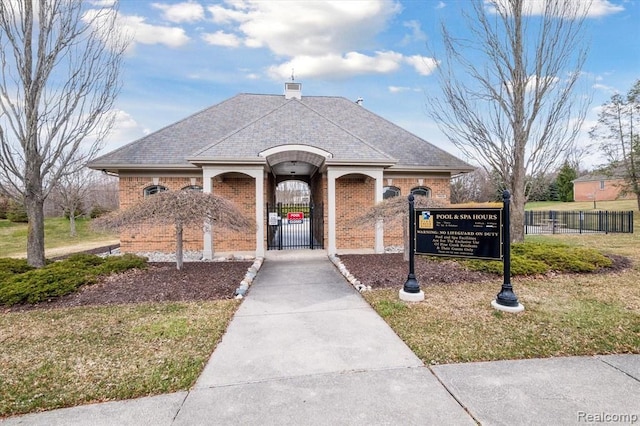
[{"x1": 556, "y1": 162, "x2": 578, "y2": 202}]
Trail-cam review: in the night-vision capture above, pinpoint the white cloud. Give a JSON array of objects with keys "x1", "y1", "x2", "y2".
[
  {"x1": 101, "y1": 110, "x2": 149, "y2": 151},
  {"x1": 89, "y1": 0, "x2": 116, "y2": 6},
  {"x1": 389, "y1": 86, "x2": 411, "y2": 93},
  {"x1": 404, "y1": 55, "x2": 438, "y2": 76},
  {"x1": 117, "y1": 14, "x2": 190, "y2": 48},
  {"x1": 486, "y1": 0, "x2": 624, "y2": 18},
  {"x1": 435, "y1": 1, "x2": 446, "y2": 10},
  {"x1": 401, "y1": 20, "x2": 427, "y2": 45},
  {"x1": 152, "y1": 1, "x2": 205, "y2": 23},
  {"x1": 592, "y1": 83, "x2": 617, "y2": 94},
  {"x1": 207, "y1": 0, "x2": 401, "y2": 57},
  {"x1": 268, "y1": 51, "x2": 403, "y2": 80},
  {"x1": 202, "y1": 30, "x2": 241, "y2": 47}
]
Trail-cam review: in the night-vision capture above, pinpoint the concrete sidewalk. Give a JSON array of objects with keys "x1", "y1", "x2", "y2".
[{"x1": 3, "y1": 252, "x2": 639, "y2": 425}]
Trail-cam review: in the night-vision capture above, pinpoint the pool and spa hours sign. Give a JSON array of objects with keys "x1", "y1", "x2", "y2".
[{"x1": 415, "y1": 209, "x2": 502, "y2": 260}]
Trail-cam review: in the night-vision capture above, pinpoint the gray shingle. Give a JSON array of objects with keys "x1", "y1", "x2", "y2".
[{"x1": 89, "y1": 93, "x2": 473, "y2": 172}]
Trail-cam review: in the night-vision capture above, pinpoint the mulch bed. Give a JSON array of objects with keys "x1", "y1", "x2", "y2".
[
  {"x1": 339, "y1": 253, "x2": 497, "y2": 289},
  {"x1": 10, "y1": 261, "x2": 252, "y2": 311},
  {"x1": 339, "y1": 253, "x2": 632, "y2": 290},
  {"x1": 7, "y1": 252, "x2": 632, "y2": 311}
]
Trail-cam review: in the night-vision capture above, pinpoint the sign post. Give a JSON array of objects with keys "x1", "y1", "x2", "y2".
[
  {"x1": 491, "y1": 190, "x2": 524, "y2": 312},
  {"x1": 399, "y1": 194, "x2": 424, "y2": 302},
  {"x1": 402, "y1": 190, "x2": 524, "y2": 312}
]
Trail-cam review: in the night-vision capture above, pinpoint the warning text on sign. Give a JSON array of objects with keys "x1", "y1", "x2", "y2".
[{"x1": 415, "y1": 208, "x2": 503, "y2": 260}]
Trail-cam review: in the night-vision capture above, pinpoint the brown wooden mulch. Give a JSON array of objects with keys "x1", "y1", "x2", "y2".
[
  {"x1": 339, "y1": 253, "x2": 497, "y2": 289},
  {"x1": 9, "y1": 261, "x2": 252, "y2": 311},
  {"x1": 8, "y1": 252, "x2": 631, "y2": 311}
]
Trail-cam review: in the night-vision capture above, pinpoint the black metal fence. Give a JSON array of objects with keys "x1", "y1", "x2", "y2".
[
  {"x1": 524, "y1": 210, "x2": 634, "y2": 235},
  {"x1": 266, "y1": 203, "x2": 324, "y2": 250}
]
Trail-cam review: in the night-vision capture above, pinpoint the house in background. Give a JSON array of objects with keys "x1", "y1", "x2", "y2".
[
  {"x1": 89, "y1": 83, "x2": 473, "y2": 258},
  {"x1": 573, "y1": 171, "x2": 635, "y2": 202}
]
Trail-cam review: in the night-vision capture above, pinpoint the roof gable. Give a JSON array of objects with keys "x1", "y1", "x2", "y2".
[{"x1": 189, "y1": 98, "x2": 394, "y2": 163}]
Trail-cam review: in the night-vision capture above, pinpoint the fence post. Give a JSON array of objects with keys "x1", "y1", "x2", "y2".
[{"x1": 309, "y1": 203, "x2": 314, "y2": 250}]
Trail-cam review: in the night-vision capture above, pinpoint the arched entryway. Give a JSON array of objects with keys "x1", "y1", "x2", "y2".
[{"x1": 260, "y1": 145, "x2": 330, "y2": 251}]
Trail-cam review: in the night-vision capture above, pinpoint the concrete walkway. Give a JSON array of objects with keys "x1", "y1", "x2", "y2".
[{"x1": 3, "y1": 252, "x2": 639, "y2": 425}]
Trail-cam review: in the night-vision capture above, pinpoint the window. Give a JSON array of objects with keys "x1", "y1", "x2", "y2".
[
  {"x1": 383, "y1": 186, "x2": 401, "y2": 199},
  {"x1": 143, "y1": 185, "x2": 168, "y2": 196},
  {"x1": 182, "y1": 185, "x2": 203, "y2": 192},
  {"x1": 410, "y1": 186, "x2": 431, "y2": 198},
  {"x1": 599, "y1": 180, "x2": 605, "y2": 190}
]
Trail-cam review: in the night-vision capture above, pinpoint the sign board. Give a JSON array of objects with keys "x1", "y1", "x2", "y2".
[
  {"x1": 268, "y1": 212, "x2": 279, "y2": 226},
  {"x1": 287, "y1": 212, "x2": 304, "y2": 224},
  {"x1": 415, "y1": 208, "x2": 502, "y2": 260}
]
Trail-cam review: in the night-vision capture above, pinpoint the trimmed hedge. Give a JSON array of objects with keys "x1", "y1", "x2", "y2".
[
  {"x1": 0, "y1": 254, "x2": 147, "y2": 306},
  {"x1": 465, "y1": 241, "x2": 613, "y2": 276}
]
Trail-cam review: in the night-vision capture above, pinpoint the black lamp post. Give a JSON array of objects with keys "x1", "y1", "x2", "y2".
[
  {"x1": 403, "y1": 194, "x2": 420, "y2": 294},
  {"x1": 494, "y1": 190, "x2": 521, "y2": 308}
]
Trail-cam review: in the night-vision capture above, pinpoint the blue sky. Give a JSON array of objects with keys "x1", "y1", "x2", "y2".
[{"x1": 103, "y1": 0, "x2": 640, "y2": 170}]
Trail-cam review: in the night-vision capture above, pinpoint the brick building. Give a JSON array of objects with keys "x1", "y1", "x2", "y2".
[
  {"x1": 573, "y1": 172, "x2": 635, "y2": 203},
  {"x1": 89, "y1": 83, "x2": 473, "y2": 257}
]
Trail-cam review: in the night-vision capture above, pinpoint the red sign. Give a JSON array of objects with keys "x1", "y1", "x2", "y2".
[{"x1": 287, "y1": 212, "x2": 304, "y2": 223}]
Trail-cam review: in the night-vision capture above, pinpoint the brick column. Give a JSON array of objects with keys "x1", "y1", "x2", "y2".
[{"x1": 327, "y1": 166, "x2": 384, "y2": 256}]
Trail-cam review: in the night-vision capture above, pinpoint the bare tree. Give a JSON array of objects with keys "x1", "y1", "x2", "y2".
[
  {"x1": 93, "y1": 190, "x2": 255, "y2": 270},
  {"x1": 428, "y1": 0, "x2": 590, "y2": 242},
  {"x1": 0, "y1": 0, "x2": 127, "y2": 266},
  {"x1": 450, "y1": 168, "x2": 498, "y2": 204},
  {"x1": 50, "y1": 165, "x2": 96, "y2": 236},
  {"x1": 358, "y1": 195, "x2": 446, "y2": 261},
  {"x1": 589, "y1": 80, "x2": 640, "y2": 210}
]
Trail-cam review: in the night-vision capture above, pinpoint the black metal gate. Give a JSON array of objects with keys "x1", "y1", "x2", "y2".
[{"x1": 266, "y1": 203, "x2": 324, "y2": 250}]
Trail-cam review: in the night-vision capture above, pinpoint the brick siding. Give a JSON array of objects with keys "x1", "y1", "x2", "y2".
[
  {"x1": 573, "y1": 179, "x2": 635, "y2": 202},
  {"x1": 335, "y1": 175, "x2": 375, "y2": 249},
  {"x1": 118, "y1": 172, "x2": 453, "y2": 254},
  {"x1": 382, "y1": 175, "x2": 451, "y2": 247}
]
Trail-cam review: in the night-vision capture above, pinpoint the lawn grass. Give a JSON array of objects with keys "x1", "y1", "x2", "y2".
[
  {"x1": 364, "y1": 270, "x2": 639, "y2": 364},
  {"x1": 0, "y1": 218, "x2": 117, "y2": 258},
  {"x1": 0, "y1": 300, "x2": 239, "y2": 418},
  {"x1": 364, "y1": 199, "x2": 640, "y2": 365}
]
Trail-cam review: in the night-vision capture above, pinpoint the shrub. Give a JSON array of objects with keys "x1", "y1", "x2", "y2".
[
  {"x1": 0, "y1": 254, "x2": 148, "y2": 306},
  {"x1": 6, "y1": 201, "x2": 28, "y2": 223},
  {"x1": 98, "y1": 254, "x2": 148, "y2": 274},
  {"x1": 0, "y1": 263, "x2": 95, "y2": 305},
  {"x1": 465, "y1": 241, "x2": 612, "y2": 276},
  {"x1": 0, "y1": 258, "x2": 35, "y2": 286},
  {"x1": 0, "y1": 197, "x2": 9, "y2": 219},
  {"x1": 65, "y1": 253, "x2": 106, "y2": 267},
  {"x1": 89, "y1": 205, "x2": 112, "y2": 219}
]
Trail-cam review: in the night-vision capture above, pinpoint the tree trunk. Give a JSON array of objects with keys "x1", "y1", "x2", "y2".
[
  {"x1": 25, "y1": 196, "x2": 46, "y2": 267},
  {"x1": 510, "y1": 184, "x2": 526, "y2": 243},
  {"x1": 25, "y1": 153, "x2": 46, "y2": 267},
  {"x1": 69, "y1": 214, "x2": 77, "y2": 237},
  {"x1": 175, "y1": 224, "x2": 183, "y2": 271}
]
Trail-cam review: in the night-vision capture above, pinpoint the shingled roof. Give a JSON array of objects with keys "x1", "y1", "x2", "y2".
[{"x1": 89, "y1": 93, "x2": 473, "y2": 173}]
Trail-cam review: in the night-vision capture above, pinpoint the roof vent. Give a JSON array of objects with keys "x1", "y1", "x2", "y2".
[{"x1": 285, "y1": 82, "x2": 302, "y2": 100}]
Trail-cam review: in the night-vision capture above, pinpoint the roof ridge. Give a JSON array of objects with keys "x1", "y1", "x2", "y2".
[
  {"x1": 301, "y1": 98, "x2": 396, "y2": 161},
  {"x1": 189, "y1": 96, "x2": 294, "y2": 157}
]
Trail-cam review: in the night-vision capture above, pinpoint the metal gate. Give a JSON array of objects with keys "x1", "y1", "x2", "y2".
[{"x1": 266, "y1": 203, "x2": 324, "y2": 250}]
